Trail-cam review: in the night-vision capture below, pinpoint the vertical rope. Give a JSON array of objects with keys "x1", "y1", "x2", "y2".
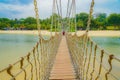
[
  {"x1": 46, "y1": 42, "x2": 50, "y2": 79},
  {"x1": 82, "y1": 35, "x2": 86, "y2": 79},
  {"x1": 86, "y1": 40, "x2": 93, "y2": 80},
  {"x1": 36, "y1": 43, "x2": 40, "y2": 80},
  {"x1": 83, "y1": 38, "x2": 88, "y2": 79},
  {"x1": 71, "y1": 0, "x2": 74, "y2": 32},
  {"x1": 43, "y1": 42, "x2": 47, "y2": 79},
  {"x1": 59, "y1": 0, "x2": 62, "y2": 17},
  {"x1": 95, "y1": 50, "x2": 104, "y2": 80},
  {"x1": 33, "y1": 47, "x2": 38, "y2": 80},
  {"x1": 59, "y1": 0, "x2": 62, "y2": 32},
  {"x1": 47, "y1": 41, "x2": 51, "y2": 78},
  {"x1": 72, "y1": 0, "x2": 77, "y2": 33},
  {"x1": 80, "y1": 35, "x2": 85, "y2": 79},
  {"x1": 66, "y1": 0, "x2": 70, "y2": 18},
  {"x1": 105, "y1": 55, "x2": 114, "y2": 80},
  {"x1": 86, "y1": 0, "x2": 94, "y2": 32},
  {"x1": 20, "y1": 57, "x2": 27, "y2": 80},
  {"x1": 51, "y1": 0, "x2": 55, "y2": 36},
  {"x1": 43, "y1": 42, "x2": 46, "y2": 79},
  {"x1": 40, "y1": 40, "x2": 44, "y2": 80},
  {"x1": 7, "y1": 65, "x2": 16, "y2": 80},
  {"x1": 67, "y1": 0, "x2": 73, "y2": 32},
  {"x1": 79, "y1": 37, "x2": 84, "y2": 79},
  {"x1": 76, "y1": 39, "x2": 81, "y2": 79},
  {"x1": 39, "y1": 38, "x2": 43, "y2": 80},
  {"x1": 33, "y1": 0, "x2": 41, "y2": 38},
  {"x1": 27, "y1": 53, "x2": 33, "y2": 80},
  {"x1": 52, "y1": 0, "x2": 57, "y2": 33},
  {"x1": 56, "y1": 0, "x2": 60, "y2": 32},
  {"x1": 90, "y1": 44, "x2": 97, "y2": 80},
  {"x1": 54, "y1": 2, "x2": 57, "y2": 33},
  {"x1": 66, "y1": 0, "x2": 70, "y2": 32}
]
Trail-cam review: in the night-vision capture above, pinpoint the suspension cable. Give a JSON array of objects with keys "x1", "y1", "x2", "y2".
[
  {"x1": 66, "y1": 0, "x2": 77, "y2": 33},
  {"x1": 33, "y1": 0, "x2": 41, "y2": 38},
  {"x1": 56, "y1": 0, "x2": 61, "y2": 32},
  {"x1": 86, "y1": 0, "x2": 95, "y2": 33},
  {"x1": 59, "y1": 0, "x2": 62, "y2": 17},
  {"x1": 66, "y1": 0, "x2": 72, "y2": 32},
  {"x1": 51, "y1": 0, "x2": 55, "y2": 36},
  {"x1": 59, "y1": 0, "x2": 63, "y2": 32},
  {"x1": 72, "y1": 0, "x2": 77, "y2": 33},
  {"x1": 56, "y1": 0, "x2": 60, "y2": 16},
  {"x1": 66, "y1": 0, "x2": 70, "y2": 18},
  {"x1": 66, "y1": 0, "x2": 71, "y2": 32}
]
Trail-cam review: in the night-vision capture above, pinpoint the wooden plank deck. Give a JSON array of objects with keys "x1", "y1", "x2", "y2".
[{"x1": 49, "y1": 36, "x2": 76, "y2": 80}]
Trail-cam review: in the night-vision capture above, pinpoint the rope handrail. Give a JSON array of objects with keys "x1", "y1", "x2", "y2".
[
  {"x1": 80, "y1": 40, "x2": 119, "y2": 80},
  {"x1": 89, "y1": 37, "x2": 120, "y2": 61},
  {"x1": 0, "y1": 33, "x2": 62, "y2": 80},
  {"x1": 68, "y1": 32, "x2": 120, "y2": 62},
  {"x1": 0, "y1": 0, "x2": 120, "y2": 79},
  {"x1": 66, "y1": 33, "x2": 120, "y2": 80}
]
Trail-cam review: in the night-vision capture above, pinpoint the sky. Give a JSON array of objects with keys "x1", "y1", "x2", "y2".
[{"x1": 0, "y1": 0, "x2": 120, "y2": 19}]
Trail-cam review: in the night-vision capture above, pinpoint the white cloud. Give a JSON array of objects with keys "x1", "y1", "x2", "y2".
[
  {"x1": 0, "y1": 0, "x2": 120, "y2": 19},
  {"x1": 76, "y1": 0, "x2": 91, "y2": 13},
  {"x1": 0, "y1": 0, "x2": 91, "y2": 19},
  {"x1": 0, "y1": 3, "x2": 34, "y2": 18}
]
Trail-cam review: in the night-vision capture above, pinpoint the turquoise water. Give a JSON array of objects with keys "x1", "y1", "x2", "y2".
[
  {"x1": 0, "y1": 34, "x2": 120, "y2": 70},
  {"x1": 92, "y1": 37, "x2": 120, "y2": 58},
  {"x1": 0, "y1": 34, "x2": 38, "y2": 70}
]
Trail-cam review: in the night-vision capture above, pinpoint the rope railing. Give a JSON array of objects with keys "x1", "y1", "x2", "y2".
[
  {"x1": 66, "y1": 33, "x2": 120, "y2": 80},
  {"x1": 0, "y1": 33, "x2": 62, "y2": 80}
]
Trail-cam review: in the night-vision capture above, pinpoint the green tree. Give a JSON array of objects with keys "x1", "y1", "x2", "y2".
[
  {"x1": 26, "y1": 24, "x2": 37, "y2": 30},
  {"x1": 24, "y1": 17, "x2": 36, "y2": 29},
  {"x1": 0, "y1": 18, "x2": 11, "y2": 29},
  {"x1": 49, "y1": 14, "x2": 62, "y2": 31},
  {"x1": 77, "y1": 20, "x2": 84, "y2": 30},
  {"x1": 76, "y1": 12, "x2": 89, "y2": 29},
  {"x1": 94, "y1": 13, "x2": 107, "y2": 30},
  {"x1": 107, "y1": 13, "x2": 120, "y2": 30},
  {"x1": 24, "y1": 17, "x2": 36, "y2": 24}
]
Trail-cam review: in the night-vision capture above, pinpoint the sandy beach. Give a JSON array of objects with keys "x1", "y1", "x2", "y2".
[
  {"x1": 0, "y1": 30, "x2": 120, "y2": 37},
  {"x1": 77, "y1": 30, "x2": 120, "y2": 37},
  {"x1": 0, "y1": 30, "x2": 51, "y2": 35}
]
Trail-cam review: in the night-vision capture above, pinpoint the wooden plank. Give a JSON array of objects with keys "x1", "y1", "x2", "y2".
[{"x1": 49, "y1": 36, "x2": 76, "y2": 80}]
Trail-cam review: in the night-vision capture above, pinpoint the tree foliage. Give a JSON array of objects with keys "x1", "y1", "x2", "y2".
[
  {"x1": 0, "y1": 12, "x2": 120, "y2": 30},
  {"x1": 94, "y1": 13, "x2": 107, "y2": 30},
  {"x1": 76, "y1": 13, "x2": 89, "y2": 29},
  {"x1": 107, "y1": 13, "x2": 120, "y2": 30}
]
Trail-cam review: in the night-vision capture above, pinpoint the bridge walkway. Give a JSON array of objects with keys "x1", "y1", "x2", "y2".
[{"x1": 49, "y1": 36, "x2": 76, "y2": 80}]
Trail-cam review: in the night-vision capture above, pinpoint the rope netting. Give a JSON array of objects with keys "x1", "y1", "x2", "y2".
[
  {"x1": 0, "y1": 0, "x2": 62, "y2": 80},
  {"x1": 0, "y1": 0, "x2": 120, "y2": 80},
  {"x1": 66, "y1": 33, "x2": 120, "y2": 80},
  {"x1": 66, "y1": 0, "x2": 120, "y2": 80},
  {"x1": 0, "y1": 34, "x2": 61, "y2": 80}
]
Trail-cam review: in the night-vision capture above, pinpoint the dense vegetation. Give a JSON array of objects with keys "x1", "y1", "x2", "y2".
[{"x1": 0, "y1": 12, "x2": 120, "y2": 30}]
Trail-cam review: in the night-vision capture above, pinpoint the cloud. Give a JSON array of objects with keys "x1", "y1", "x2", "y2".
[
  {"x1": 0, "y1": 3, "x2": 34, "y2": 18},
  {"x1": 0, "y1": 0, "x2": 54, "y2": 19},
  {"x1": 76, "y1": 0, "x2": 91, "y2": 13},
  {"x1": 0, "y1": 0, "x2": 120, "y2": 19}
]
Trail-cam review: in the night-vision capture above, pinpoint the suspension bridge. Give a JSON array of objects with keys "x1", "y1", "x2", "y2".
[{"x1": 0, "y1": 0, "x2": 120, "y2": 80}]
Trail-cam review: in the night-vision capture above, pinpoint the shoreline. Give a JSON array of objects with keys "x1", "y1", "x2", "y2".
[
  {"x1": 0, "y1": 30, "x2": 120, "y2": 37},
  {"x1": 77, "y1": 30, "x2": 120, "y2": 37},
  {"x1": 0, "y1": 30, "x2": 51, "y2": 35}
]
